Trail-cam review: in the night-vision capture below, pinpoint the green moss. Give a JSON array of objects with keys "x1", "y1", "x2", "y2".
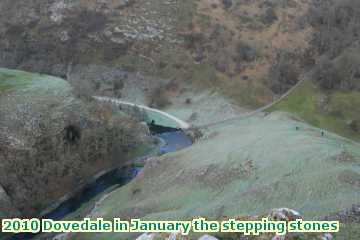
[{"x1": 268, "y1": 80, "x2": 360, "y2": 142}]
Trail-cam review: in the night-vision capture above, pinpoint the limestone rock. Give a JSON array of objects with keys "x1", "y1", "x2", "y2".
[
  {"x1": 268, "y1": 208, "x2": 302, "y2": 221},
  {"x1": 198, "y1": 235, "x2": 219, "y2": 240}
]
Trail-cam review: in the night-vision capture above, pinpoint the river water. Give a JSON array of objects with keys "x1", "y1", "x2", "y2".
[{"x1": 8, "y1": 130, "x2": 192, "y2": 240}]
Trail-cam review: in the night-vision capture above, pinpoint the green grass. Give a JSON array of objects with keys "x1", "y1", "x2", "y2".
[
  {"x1": 268, "y1": 80, "x2": 360, "y2": 142},
  {"x1": 0, "y1": 68, "x2": 72, "y2": 97},
  {"x1": 0, "y1": 69, "x2": 34, "y2": 93},
  {"x1": 73, "y1": 111, "x2": 360, "y2": 240}
]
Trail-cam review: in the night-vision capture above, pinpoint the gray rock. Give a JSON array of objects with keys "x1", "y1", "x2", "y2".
[
  {"x1": 269, "y1": 208, "x2": 302, "y2": 221},
  {"x1": 198, "y1": 235, "x2": 219, "y2": 240}
]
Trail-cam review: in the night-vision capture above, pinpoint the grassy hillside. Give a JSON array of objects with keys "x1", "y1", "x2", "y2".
[
  {"x1": 0, "y1": 68, "x2": 72, "y2": 93},
  {"x1": 268, "y1": 80, "x2": 360, "y2": 142},
  {"x1": 0, "y1": 68, "x2": 34, "y2": 93},
  {"x1": 74, "y1": 112, "x2": 360, "y2": 239},
  {"x1": 0, "y1": 0, "x2": 314, "y2": 109}
]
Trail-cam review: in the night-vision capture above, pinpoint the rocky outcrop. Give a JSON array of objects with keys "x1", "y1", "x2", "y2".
[
  {"x1": 268, "y1": 208, "x2": 302, "y2": 221},
  {"x1": 0, "y1": 68, "x2": 150, "y2": 217}
]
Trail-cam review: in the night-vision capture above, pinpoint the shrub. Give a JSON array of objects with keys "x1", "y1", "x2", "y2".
[
  {"x1": 113, "y1": 79, "x2": 124, "y2": 91},
  {"x1": 183, "y1": 32, "x2": 206, "y2": 50},
  {"x1": 148, "y1": 85, "x2": 170, "y2": 109},
  {"x1": 72, "y1": 77, "x2": 96, "y2": 102},
  {"x1": 269, "y1": 51, "x2": 300, "y2": 94},
  {"x1": 308, "y1": 0, "x2": 360, "y2": 57},
  {"x1": 261, "y1": 7, "x2": 278, "y2": 25},
  {"x1": 313, "y1": 50, "x2": 360, "y2": 90},
  {"x1": 235, "y1": 41, "x2": 258, "y2": 62},
  {"x1": 334, "y1": 49, "x2": 360, "y2": 90},
  {"x1": 313, "y1": 57, "x2": 340, "y2": 90}
]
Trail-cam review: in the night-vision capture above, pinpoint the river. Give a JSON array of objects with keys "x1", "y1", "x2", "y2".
[{"x1": 8, "y1": 130, "x2": 192, "y2": 240}]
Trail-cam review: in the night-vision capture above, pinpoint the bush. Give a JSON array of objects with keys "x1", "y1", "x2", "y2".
[
  {"x1": 313, "y1": 50, "x2": 360, "y2": 90},
  {"x1": 313, "y1": 57, "x2": 340, "y2": 90},
  {"x1": 72, "y1": 77, "x2": 96, "y2": 102},
  {"x1": 308, "y1": 0, "x2": 360, "y2": 57},
  {"x1": 73, "y1": 10, "x2": 108, "y2": 33},
  {"x1": 235, "y1": 41, "x2": 257, "y2": 62},
  {"x1": 113, "y1": 79, "x2": 124, "y2": 91},
  {"x1": 148, "y1": 85, "x2": 170, "y2": 109},
  {"x1": 183, "y1": 32, "x2": 206, "y2": 50},
  {"x1": 334, "y1": 49, "x2": 360, "y2": 90},
  {"x1": 261, "y1": 7, "x2": 278, "y2": 25},
  {"x1": 269, "y1": 51, "x2": 300, "y2": 94}
]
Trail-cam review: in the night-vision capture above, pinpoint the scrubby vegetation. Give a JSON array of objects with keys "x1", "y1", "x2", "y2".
[
  {"x1": 269, "y1": 51, "x2": 300, "y2": 94},
  {"x1": 2, "y1": 2, "x2": 360, "y2": 239},
  {"x1": 308, "y1": 0, "x2": 360, "y2": 91},
  {"x1": 148, "y1": 84, "x2": 171, "y2": 109},
  {"x1": 268, "y1": 0, "x2": 360, "y2": 141}
]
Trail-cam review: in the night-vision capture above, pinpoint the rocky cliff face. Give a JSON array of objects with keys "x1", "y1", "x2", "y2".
[{"x1": 0, "y1": 68, "x2": 151, "y2": 217}]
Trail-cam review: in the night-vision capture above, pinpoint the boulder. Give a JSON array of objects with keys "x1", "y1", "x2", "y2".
[{"x1": 268, "y1": 208, "x2": 302, "y2": 221}]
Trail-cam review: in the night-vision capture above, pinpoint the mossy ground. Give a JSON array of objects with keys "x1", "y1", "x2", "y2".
[{"x1": 268, "y1": 80, "x2": 360, "y2": 142}]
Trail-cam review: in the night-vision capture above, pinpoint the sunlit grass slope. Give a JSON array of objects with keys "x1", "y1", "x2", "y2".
[
  {"x1": 269, "y1": 80, "x2": 360, "y2": 142},
  {"x1": 0, "y1": 68, "x2": 72, "y2": 95},
  {"x1": 77, "y1": 112, "x2": 360, "y2": 239}
]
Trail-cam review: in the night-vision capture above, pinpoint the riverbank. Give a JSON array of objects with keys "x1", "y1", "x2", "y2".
[
  {"x1": 70, "y1": 111, "x2": 360, "y2": 240},
  {"x1": 6, "y1": 130, "x2": 192, "y2": 240}
]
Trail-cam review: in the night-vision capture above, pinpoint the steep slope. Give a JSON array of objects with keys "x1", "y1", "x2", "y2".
[
  {"x1": 0, "y1": 68, "x2": 151, "y2": 217},
  {"x1": 267, "y1": 0, "x2": 360, "y2": 142},
  {"x1": 0, "y1": 0, "x2": 313, "y2": 108}
]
